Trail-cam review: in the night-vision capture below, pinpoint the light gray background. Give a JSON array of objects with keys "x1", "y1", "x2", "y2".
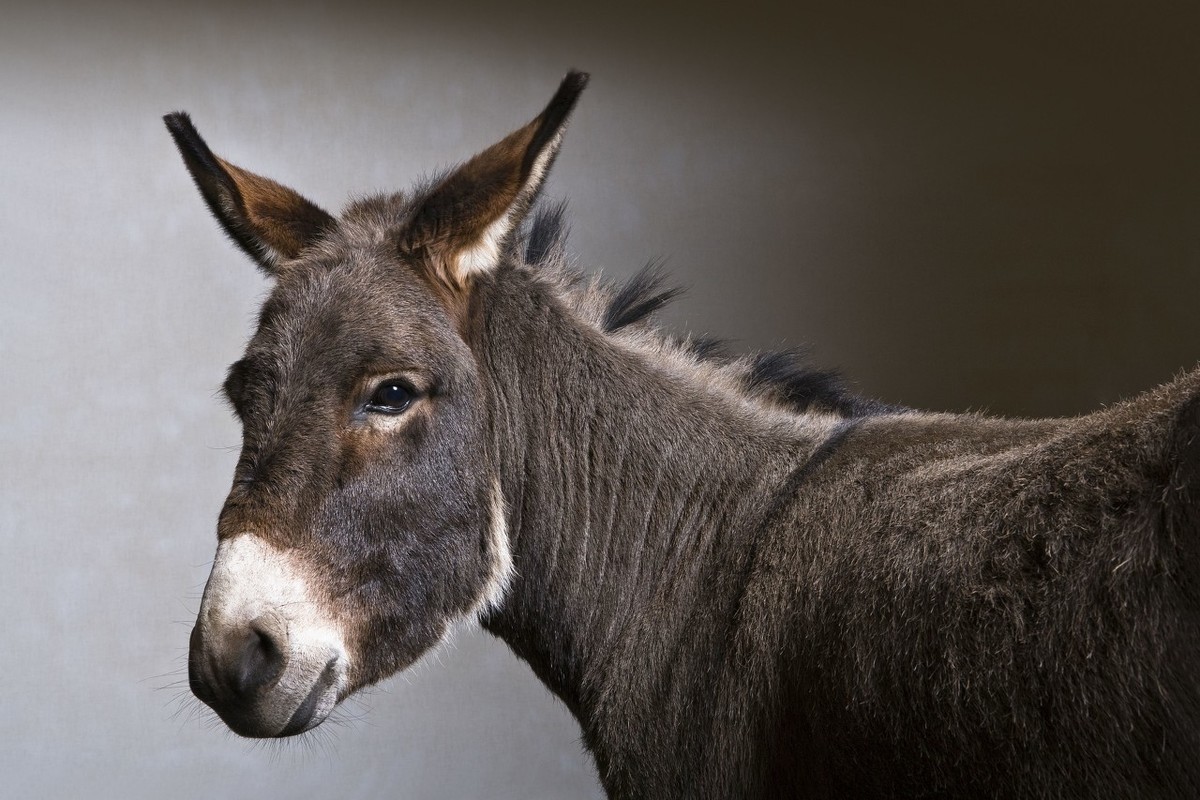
[{"x1": 2, "y1": 1, "x2": 1197, "y2": 798}]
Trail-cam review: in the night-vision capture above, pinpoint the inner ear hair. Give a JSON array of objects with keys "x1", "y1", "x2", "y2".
[{"x1": 400, "y1": 71, "x2": 589, "y2": 295}]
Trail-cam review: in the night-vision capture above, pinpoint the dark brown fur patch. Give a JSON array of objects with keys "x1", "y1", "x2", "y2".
[
  {"x1": 214, "y1": 156, "x2": 334, "y2": 261},
  {"x1": 164, "y1": 111, "x2": 333, "y2": 273}
]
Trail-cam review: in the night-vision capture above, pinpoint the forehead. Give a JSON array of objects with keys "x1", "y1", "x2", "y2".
[{"x1": 245, "y1": 212, "x2": 457, "y2": 371}]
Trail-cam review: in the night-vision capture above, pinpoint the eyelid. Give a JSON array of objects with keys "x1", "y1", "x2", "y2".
[
  {"x1": 370, "y1": 378, "x2": 417, "y2": 400},
  {"x1": 361, "y1": 372, "x2": 426, "y2": 398}
]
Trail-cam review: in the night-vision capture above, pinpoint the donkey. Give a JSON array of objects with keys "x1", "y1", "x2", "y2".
[{"x1": 166, "y1": 72, "x2": 1200, "y2": 799}]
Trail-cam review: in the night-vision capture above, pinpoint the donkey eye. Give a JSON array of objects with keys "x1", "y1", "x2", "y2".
[{"x1": 366, "y1": 380, "x2": 415, "y2": 414}]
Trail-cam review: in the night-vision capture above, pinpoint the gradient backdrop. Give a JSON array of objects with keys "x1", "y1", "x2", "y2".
[{"x1": 2, "y1": 1, "x2": 1197, "y2": 797}]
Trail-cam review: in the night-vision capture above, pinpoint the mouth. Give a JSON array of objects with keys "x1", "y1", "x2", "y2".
[
  {"x1": 277, "y1": 656, "x2": 343, "y2": 737},
  {"x1": 192, "y1": 646, "x2": 348, "y2": 738}
]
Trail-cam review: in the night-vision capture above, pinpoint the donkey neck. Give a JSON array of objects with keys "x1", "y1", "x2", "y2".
[{"x1": 467, "y1": 266, "x2": 841, "y2": 776}]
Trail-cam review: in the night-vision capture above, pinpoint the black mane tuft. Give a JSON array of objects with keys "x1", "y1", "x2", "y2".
[
  {"x1": 603, "y1": 262, "x2": 683, "y2": 332},
  {"x1": 524, "y1": 201, "x2": 570, "y2": 267},
  {"x1": 748, "y1": 350, "x2": 904, "y2": 417},
  {"x1": 687, "y1": 336, "x2": 730, "y2": 361}
]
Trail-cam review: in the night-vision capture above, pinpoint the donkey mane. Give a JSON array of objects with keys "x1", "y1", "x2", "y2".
[{"x1": 516, "y1": 202, "x2": 900, "y2": 420}]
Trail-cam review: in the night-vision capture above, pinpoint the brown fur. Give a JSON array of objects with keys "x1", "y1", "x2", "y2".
[{"x1": 214, "y1": 157, "x2": 332, "y2": 263}]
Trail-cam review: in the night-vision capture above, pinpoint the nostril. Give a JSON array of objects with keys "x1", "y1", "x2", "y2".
[{"x1": 231, "y1": 617, "x2": 287, "y2": 698}]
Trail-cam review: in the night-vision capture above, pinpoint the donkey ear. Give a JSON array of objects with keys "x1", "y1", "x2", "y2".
[
  {"x1": 401, "y1": 71, "x2": 589, "y2": 292},
  {"x1": 163, "y1": 112, "x2": 334, "y2": 274}
]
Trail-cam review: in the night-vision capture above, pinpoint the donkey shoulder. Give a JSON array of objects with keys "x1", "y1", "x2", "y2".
[{"x1": 730, "y1": 365, "x2": 1200, "y2": 797}]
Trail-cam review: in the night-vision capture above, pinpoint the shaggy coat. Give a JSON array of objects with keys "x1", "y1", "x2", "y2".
[{"x1": 168, "y1": 73, "x2": 1200, "y2": 798}]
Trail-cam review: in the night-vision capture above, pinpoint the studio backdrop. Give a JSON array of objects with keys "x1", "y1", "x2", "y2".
[{"x1": 1, "y1": 1, "x2": 1196, "y2": 798}]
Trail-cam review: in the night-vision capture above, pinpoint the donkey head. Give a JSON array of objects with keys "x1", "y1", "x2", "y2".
[{"x1": 168, "y1": 72, "x2": 588, "y2": 737}]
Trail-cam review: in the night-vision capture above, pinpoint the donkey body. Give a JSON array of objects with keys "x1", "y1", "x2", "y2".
[{"x1": 168, "y1": 74, "x2": 1200, "y2": 798}]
